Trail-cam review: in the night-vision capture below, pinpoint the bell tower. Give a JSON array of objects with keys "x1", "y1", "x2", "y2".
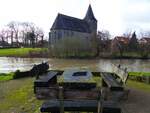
[{"x1": 84, "y1": 4, "x2": 97, "y2": 33}]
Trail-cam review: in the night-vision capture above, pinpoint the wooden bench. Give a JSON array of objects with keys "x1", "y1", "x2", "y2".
[
  {"x1": 101, "y1": 64, "x2": 129, "y2": 91},
  {"x1": 40, "y1": 100, "x2": 121, "y2": 113},
  {"x1": 101, "y1": 72, "x2": 124, "y2": 91},
  {"x1": 34, "y1": 71, "x2": 58, "y2": 87}
]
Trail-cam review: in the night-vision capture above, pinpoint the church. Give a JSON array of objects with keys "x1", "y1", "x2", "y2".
[{"x1": 49, "y1": 4, "x2": 97, "y2": 44}]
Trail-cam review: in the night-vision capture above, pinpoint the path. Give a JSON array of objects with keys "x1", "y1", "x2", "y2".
[{"x1": 121, "y1": 88, "x2": 150, "y2": 113}]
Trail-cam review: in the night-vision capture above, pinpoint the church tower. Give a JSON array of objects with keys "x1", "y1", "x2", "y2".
[{"x1": 84, "y1": 4, "x2": 97, "y2": 33}]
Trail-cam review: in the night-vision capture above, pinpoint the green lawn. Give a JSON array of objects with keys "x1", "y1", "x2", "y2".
[
  {"x1": 127, "y1": 80, "x2": 150, "y2": 93},
  {"x1": 0, "y1": 48, "x2": 48, "y2": 57},
  {"x1": 0, "y1": 73, "x2": 14, "y2": 81},
  {"x1": 128, "y1": 72, "x2": 150, "y2": 76},
  {"x1": 0, "y1": 77, "x2": 42, "y2": 113}
]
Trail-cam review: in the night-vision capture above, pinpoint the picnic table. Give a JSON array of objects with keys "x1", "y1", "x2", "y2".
[{"x1": 58, "y1": 68, "x2": 96, "y2": 89}]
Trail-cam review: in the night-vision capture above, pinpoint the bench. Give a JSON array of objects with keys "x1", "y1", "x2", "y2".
[
  {"x1": 34, "y1": 71, "x2": 58, "y2": 87},
  {"x1": 40, "y1": 100, "x2": 121, "y2": 113},
  {"x1": 101, "y1": 64, "x2": 129, "y2": 91},
  {"x1": 101, "y1": 72, "x2": 124, "y2": 91}
]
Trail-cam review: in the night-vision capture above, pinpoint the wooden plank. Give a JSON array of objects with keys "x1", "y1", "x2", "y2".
[
  {"x1": 39, "y1": 71, "x2": 58, "y2": 82},
  {"x1": 101, "y1": 101, "x2": 121, "y2": 113},
  {"x1": 40, "y1": 100, "x2": 98, "y2": 112},
  {"x1": 34, "y1": 71, "x2": 58, "y2": 87},
  {"x1": 59, "y1": 86, "x2": 64, "y2": 113},
  {"x1": 62, "y1": 68, "x2": 93, "y2": 83},
  {"x1": 35, "y1": 87, "x2": 98, "y2": 100},
  {"x1": 59, "y1": 82, "x2": 96, "y2": 90},
  {"x1": 35, "y1": 87, "x2": 58, "y2": 99},
  {"x1": 64, "y1": 89, "x2": 98, "y2": 99},
  {"x1": 112, "y1": 64, "x2": 128, "y2": 84},
  {"x1": 101, "y1": 73, "x2": 123, "y2": 91}
]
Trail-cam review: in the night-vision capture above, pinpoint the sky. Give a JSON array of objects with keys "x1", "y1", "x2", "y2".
[{"x1": 0, "y1": 0, "x2": 150, "y2": 37}]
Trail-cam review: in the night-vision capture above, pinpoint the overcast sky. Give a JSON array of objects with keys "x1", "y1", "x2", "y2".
[{"x1": 0, "y1": 0, "x2": 150, "y2": 37}]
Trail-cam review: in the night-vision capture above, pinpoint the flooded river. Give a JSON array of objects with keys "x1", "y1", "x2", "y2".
[{"x1": 0, "y1": 57, "x2": 149, "y2": 73}]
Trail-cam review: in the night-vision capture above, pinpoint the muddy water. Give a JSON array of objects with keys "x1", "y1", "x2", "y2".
[{"x1": 0, "y1": 57, "x2": 149, "y2": 73}]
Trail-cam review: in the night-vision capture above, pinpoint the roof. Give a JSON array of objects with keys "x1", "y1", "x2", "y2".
[
  {"x1": 51, "y1": 14, "x2": 91, "y2": 33},
  {"x1": 84, "y1": 4, "x2": 97, "y2": 21},
  {"x1": 140, "y1": 37, "x2": 150, "y2": 43},
  {"x1": 114, "y1": 36, "x2": 130, "y2": 44}
]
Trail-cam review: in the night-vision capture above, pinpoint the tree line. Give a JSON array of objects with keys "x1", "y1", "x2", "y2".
[
  {"x1": 50, "y1": 30, "x2": 150, "y2": 58},
  {"x1": 97, "y1": 30, "x2": 150, "y2": 58},
  {"x1": 0, "y1": 21, "x2": 47, "y2": 48}
]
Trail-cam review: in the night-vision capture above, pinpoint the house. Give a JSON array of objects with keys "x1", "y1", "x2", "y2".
[
  {"x1": 49, "y1": 4, "x2": 97, "y2": 44},
  {"x1": 111, "y1": 36, "x2": 130, "y2": 52},
  {"x1": 139, "y1": 37, "x2": 150, "y2": 45},
  {"x1": 0, "y1": 41, "x2": 10, "y2": 48},
  {"x1": 113, "y1": 36, "x2": 130, "y2": 45}
]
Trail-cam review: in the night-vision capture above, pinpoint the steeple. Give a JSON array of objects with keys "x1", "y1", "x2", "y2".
[
  {"x1": 84, "y1": 4, "x2": 97, "y2": 33},
  {"x1": 84, "y1": 4, "x2": 97, "y2": 21}
]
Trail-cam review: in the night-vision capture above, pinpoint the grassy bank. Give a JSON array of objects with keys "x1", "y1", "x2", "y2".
[
  {"x1": 0, "y1": 77, "x2": 42, "y2": 113},
  {"x1": 110, "y1": 52, "x2": 150, "y2": 59},
  {"x1": 127, "y1": 80, "x2": 150, "y2": 93},
  {"x1": 129, "y1": 72, "x2": 150, "y2": 76},
  {"x1": 0, "y1": 73, "x2": 14, "y2": 81},
  {"x1": 0, "y1": 48, "x2": 48, "y2": 57}
]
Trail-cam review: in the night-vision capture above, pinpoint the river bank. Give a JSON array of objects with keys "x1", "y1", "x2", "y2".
[
  {"x1": 0, "y1": 48, "x2": 150, "y2": 59},
  {"x1": 0, "y1": 48, "x2": 48, "y2": 58}
]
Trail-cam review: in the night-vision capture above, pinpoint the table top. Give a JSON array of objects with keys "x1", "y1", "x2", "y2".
[{"x1": 61, "y1": 68, "x2": 94, "y2": 83}]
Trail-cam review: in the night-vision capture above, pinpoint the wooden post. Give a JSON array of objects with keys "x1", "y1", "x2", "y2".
[
  {"x1": 146, "y1": 76, "x2": 150, "y2": 84},
  {"x1": 148, "y1": 76, "x2": 150, "y2": 84},
  {"x1": 59, "y1": 86, "x2": 64, "y2": 113},
  {"x1": 97, "y1": 87, "x2": 101, "y2": 113}
]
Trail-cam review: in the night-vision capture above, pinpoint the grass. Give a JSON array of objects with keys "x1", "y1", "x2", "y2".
[
  {"x1": 0, "y1": 73, "x2": 14, "y2": 81},
  {"x1": 112, "y1": 51, "x2": 150, "y2": 58},
  {"x1": 0, "y1": 77, "x2": 42, "y2": 113},
  {"x1": 127, "y1": 80, "x2": 150, "y2": 93},
  {"x1": 128, "y1": 72, "x2": 150, "y2": 76},
  {"x1": 0, "y1": 48, "x2": 48, "y2": 57}
]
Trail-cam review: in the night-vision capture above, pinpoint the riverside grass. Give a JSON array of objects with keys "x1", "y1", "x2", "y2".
[
  {"x1": 0, "y1": 73, "x2": 14, "y2": 81},
  {"x1": 127, "y1": 80, "x2": 150, "y2": 93},
  {"x1": 0, "y1": 48, "x2": 48, "y2": 57},
  {"x1": 128, "y1": 72, "x2": 150, "y2": 76},
  {"x1": 0, "y1": 77, "x2": 42, "y2": 113}
]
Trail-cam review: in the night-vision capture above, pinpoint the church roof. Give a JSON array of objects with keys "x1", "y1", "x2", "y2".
[
  {"x1": 84, "y1": 4, "x2": 97, "y2": 21},
  {"x1": 51, "y1": 14, "x2": 91, "y2": 33}
]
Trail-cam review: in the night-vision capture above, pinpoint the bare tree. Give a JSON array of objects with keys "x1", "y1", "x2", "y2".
[
  {"x1": 21, "y1": 22, "x2": 44, "y2": 47},
  {"x1": 0, "y1": 29, "x2": 5, "y2": 42},
  {"x1": 123, "y1": 31, "x2": 132, "y2": 38},
  {"x1": 7, "y1": 21, "x2": 20, "y2": 46},
  {"x1": 98, "y1": 30, "x2": 111, "y2": 41},
  {"x1": 97, "y1": 30, "x2": 111, "y2": 54},
  {"x1": 0, "y1": 27, "x2": 10, "y2": 46},
  {"x1": 34, "y1": 27, "x2": 44, "y2": 45}
]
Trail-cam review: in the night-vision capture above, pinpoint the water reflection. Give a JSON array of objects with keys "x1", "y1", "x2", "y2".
[{"x1": 0, "y1": 57, "x2": 149, "y2": 73}]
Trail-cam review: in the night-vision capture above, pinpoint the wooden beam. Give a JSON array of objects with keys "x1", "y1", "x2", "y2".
[{"x1": 40, "y1": 100, "x2": 98, "y2": 112}]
